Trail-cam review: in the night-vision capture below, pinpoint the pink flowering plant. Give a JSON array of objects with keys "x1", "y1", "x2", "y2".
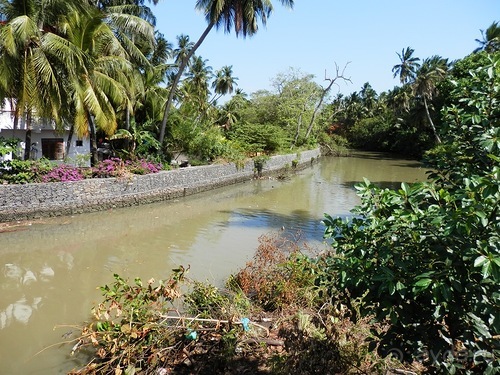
[
  {"x1": 41, "y1": 164, "x2": 85, "y2": 182},
  {"x1": 124, "y1": 159, "x2": 163, "y2": 175},
  {"x1": 92, "y1": 158, "x2": 163, "y2": 178},
  {"x1": 2, "y1": 156, "x2": 163, "y2": 184},
  {"x1": 92, "y1": 158, "x2": 127, "y2": 178}
]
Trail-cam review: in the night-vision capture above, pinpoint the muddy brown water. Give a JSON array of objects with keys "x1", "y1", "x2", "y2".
[{"x1": 0, "y1": 152, "x2": 428, "y2": 374}]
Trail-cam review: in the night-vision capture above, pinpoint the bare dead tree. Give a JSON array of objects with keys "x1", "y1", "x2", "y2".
[{"x1": 304, "y1": 62, "x2": 351, "y2": 140}]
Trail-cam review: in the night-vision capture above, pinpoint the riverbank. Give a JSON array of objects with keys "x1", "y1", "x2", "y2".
[{"x1": 0, "y1": 149, "x2": 320, "y2": 222}]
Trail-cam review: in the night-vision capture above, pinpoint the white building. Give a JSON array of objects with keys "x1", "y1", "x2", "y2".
[{"x1": 0, "y1": 101, "x2": 91, "y2": 166}]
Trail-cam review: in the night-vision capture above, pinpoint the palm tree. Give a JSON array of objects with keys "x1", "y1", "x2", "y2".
[
  {"x1": 157, "y1": 34, "x2": 194, "y2": 108},
  {"x1": 474, "y1": 21, "x2": 500, "y2": 53},
  {"x1": 158, "y1": 0, "x2": 294, "y2": 147},
  {"x1": 392, "y1": 47, "x2": 421, "y2": 85},
  {"x1": 180, "y1": 55, "x2": 215, "y2": 124},
  {"x1": 216, "y1": 87, "x2": 247, "y2": 129},
  {"x1": 133, "y1": 33, "x2": 172, "y2": 126},
  {"x1": 184, "y1": 56, "x2": 213, "y2": 99},
  {"x1": 0, "y1": 0, "x2": 82, "y2": 159},
  {"x1": 210, "y1": 65, "x2": 238, "y2": 103},
  {"x1": 173, "y1": 34, "x2": 194, "y2": 66},
  {"x1": 359, "y1": 82, "x2": 377, "y2": 116},
  {"x1": 386, "y1": 85, "x2": 412, "y2": 114},
  {"x1": 95, "y1": 1, "x2": 157, "y2": 132},
  {"x1": 412, "y1": 55, "x2": 449, "y2": 144},
  {"x1": 58, "y1": 8, "x2": 134, "y2": 165}
]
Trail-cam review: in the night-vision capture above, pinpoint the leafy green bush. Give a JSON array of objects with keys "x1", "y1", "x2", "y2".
[
  {"x1": 0, "y1": 136, "x2": 20, "y2": 158},
  {"x1": 188, "y1": 127, "x2": 240, "y2": 162},
  {"x1": 0, "y1": 158, "x2": 54, "y2": 184},
  {"x1": 320, "y1": 55, "x2": 500, "y2": 373},
  {"x1": 317, "y1": 132, "x2": 350, "y2": 156},
  {"x1": 227, "y1": 122, "x2": 289, "y2": 155},
  {"x1": 348, "y1": 116, "x2": 394, "y2": 151}
]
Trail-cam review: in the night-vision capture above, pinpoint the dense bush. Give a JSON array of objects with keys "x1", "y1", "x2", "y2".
[
  {"x1": 347, "y1": 116, "x2": 395, "y2": 151},
  {"x1": 320, "y1": 54, "x2": 500, "y2": 373},
  {"x1": 0, "y1": 158, "x2": 53, "y2": 184},
  {"x1": 227, "y1": 122, "x2": 290, "y2": 155}
]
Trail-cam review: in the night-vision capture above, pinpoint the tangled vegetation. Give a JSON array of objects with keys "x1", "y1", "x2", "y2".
[{"x1": 65, "y1": 233, "x2": 408, "y2": 375}]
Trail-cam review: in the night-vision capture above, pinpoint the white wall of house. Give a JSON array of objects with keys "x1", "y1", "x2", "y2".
[{"x1": 0, "y1": 102, "x2": 91, "y2": 166}]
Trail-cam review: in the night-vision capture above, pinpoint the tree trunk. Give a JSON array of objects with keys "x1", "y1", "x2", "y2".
[
  {"x1": 11, "y1": 99, "x2": 18, "y2": 130},
  {"x1": 158, "y1": 22, "x2": 215, "y2": 148},
  {"x1": 293, "y1": 112, "x2": 303, "y2": 147},
  {"x1": 305, "y1": 65, "x2": 350, "y2": 139},
  {"x1": 66, "y1": 124, "x2": 74, "y2": 157},
  {"x1": 125, "y1": 106, "x2": 130, "y2": 131},
  {"x1": 423, "y1": 96, "x2": 441, "y2": 144},
  {"x1": 23, "y1": 112, "x2": 32, "y2": 160},
  {"x1": 87, "y1": 112, "x2": 98, "y2": 166}
]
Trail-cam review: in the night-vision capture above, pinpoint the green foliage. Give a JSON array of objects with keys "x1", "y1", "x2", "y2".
[
  {"x1": 236, "y1": 69, "x2": 323, "y2": 148},
  {"x1": 0, "y1": 158, "x2": 54, "y2": 184},
  {"x1": 168, "y1": 112, "x2": 244, "y2": 164},
  {"x1": 252, "y1": 154, "x2": 270, "y2": 177},
  {"x1": 111, "y1": 120, "x2": 161, "y2": 160},
  {"x1": 0, "y1": 137, "x2": 20, "y2": 158},
  {"x1": 70, "y1": 269, "x2": 264, "y2": 374},
  {"x1": 184, "y1": 281, "x2": 231, "y2": 318},
  {"x1": 184, "y1": 281, "x2": 252, "y2": 320},
  {"x1": 390, "y1": 121, "x2": 434, "y2": 157},
  {"x1": 425, "y1": 53, "x2": 500, "y2": 182},
  {"x1": 348, "y1": 116, "x2": 394, "y2": 151},
  {"x1": 320, "y1": 55, "x2": 500, "y2": 373},
  {"x1": 228, "y1": 122, "x2": 290, "y2": 155},
  {"x1": 317, "y1": 133, "x2": 351, "y2": 156},
  {"x1": 189, "y1": 127, "x2": 240, "y2": 163}
]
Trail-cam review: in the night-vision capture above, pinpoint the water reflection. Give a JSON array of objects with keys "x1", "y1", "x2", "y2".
[
  {"x1": 223, "y1": 208, "x2": 326, "y2": 243},
  {"x1": 0, "y1": 152, "x2": 428, "y2": 374}
]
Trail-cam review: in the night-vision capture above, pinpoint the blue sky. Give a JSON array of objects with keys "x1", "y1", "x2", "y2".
[{"x1": 153, "y1": 1, "x2": 499, "y2": 98}]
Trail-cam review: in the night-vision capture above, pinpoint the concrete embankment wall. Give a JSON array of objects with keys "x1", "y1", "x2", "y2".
[{"x1": 0, "y1": 149, "x2": 321, "y2": 222}]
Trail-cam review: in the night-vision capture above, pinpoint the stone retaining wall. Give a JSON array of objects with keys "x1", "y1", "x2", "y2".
[{"x1": 0, "y1": 149, "x2": 321, "y2": 222}]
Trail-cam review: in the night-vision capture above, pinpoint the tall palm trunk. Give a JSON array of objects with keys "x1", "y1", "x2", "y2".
[
  {"x1": 87, "y1": 112, "x2": 98, "y2": 166},
  {"x1": 11, "y1": 99, "x2": 19, "y2": 130},
  {"x1": 423, "y1": 96, "x2": 441, "y2": 144},
  {"x1": 66, "y1": 124, "x2": 75, "y2": 156},
  {"x1": 125, "y1": 107, "x2": 130, "y2": 131},
  {"x1": 23, "y1": 112, "x2": 32, "y2": 160},
  {"x1": 158, "y1": 22, "x2": 215, "y2": 148}
]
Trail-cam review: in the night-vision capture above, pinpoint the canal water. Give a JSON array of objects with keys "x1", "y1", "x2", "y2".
[{"x1": 0, "y1": 152, "x2": 428, "y2": 374}]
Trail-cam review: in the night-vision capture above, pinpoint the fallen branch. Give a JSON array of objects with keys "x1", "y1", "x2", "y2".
[{"x1": 158, "y1": 315, "x2": 270, "y2": 336}]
